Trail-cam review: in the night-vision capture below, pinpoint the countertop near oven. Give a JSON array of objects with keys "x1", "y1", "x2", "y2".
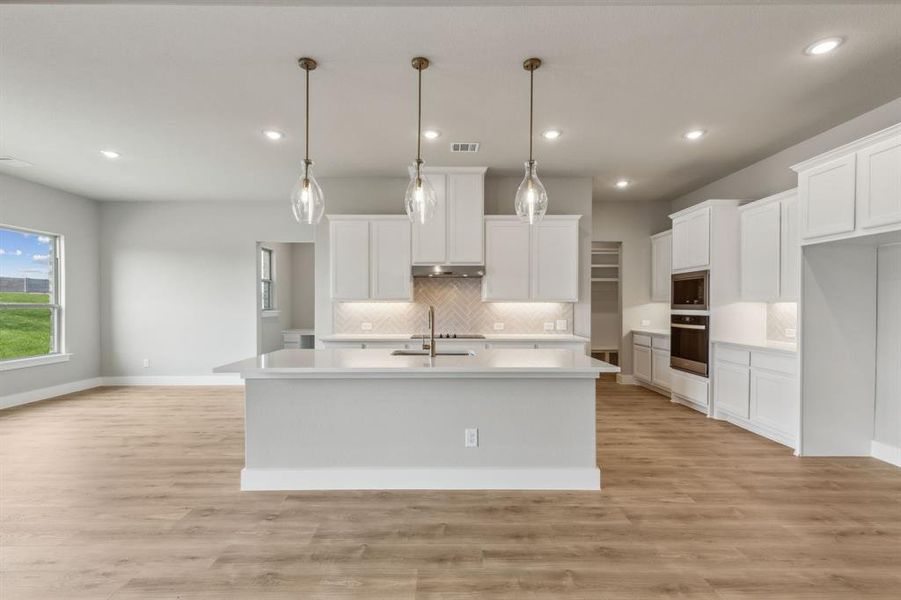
[
  {"x1": 318, "y1": 333, "x2": 590, "y2": 343},
  {"x1": 630, "y1": 328, "x2": 670, "y2": 337},
  {"x1": 712, "y1": 339, "x2": 798, "y2": 354}
]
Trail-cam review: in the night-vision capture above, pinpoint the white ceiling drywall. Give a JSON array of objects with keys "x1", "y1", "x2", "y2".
[{"x1": 1, "y1": 2, "x2": 901, "y2": 204}]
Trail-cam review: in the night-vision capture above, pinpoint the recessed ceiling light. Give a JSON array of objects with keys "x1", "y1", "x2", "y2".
[
  {"x1": 422, "y1": 129, "x2": 441, "y2": 140},
  {"x1": 100, "y1": 150, "x2": 120, "y2": 159},
  {"x1": 262, "y1": 129, "x2": 284, "y2": 141},
  {"x1": 615, "y1": 179, "x2": 630, "y2": 189},
  {"x1": 542, "y1": 129, "x2": 562, "y2": 140},
  {"x1": 805, "y1": 37, "x2": 844, "y2": 56},
  {"x1": 683, "y1": 129, "x2": 706, "y2": 141}
]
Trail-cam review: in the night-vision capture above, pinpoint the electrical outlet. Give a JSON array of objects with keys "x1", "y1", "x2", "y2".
[
  {"x1": 142, "y1": 358, "x2": 150, "y2": 369},
  {"x1": 543, "y1": 322, "x2": 555, "y2": 331},
  {"x1": 641, "y1": 319, "x2": 651, "y2": 327},
  {"x1": 555, "y1": 319, "x2": 567, "y2": 331},
  {"x1": 465, "y1": 428, "x2": 479, "y2": 448},
  {"x1": 493, "y1": 322, "x2": 504, "y2": 331},
  {"x1": 785, "y1": 328, "x2": 797, "y2": 339},
  {"x1": 361, "y1": 322, "x2": 373, "y2": 331}
]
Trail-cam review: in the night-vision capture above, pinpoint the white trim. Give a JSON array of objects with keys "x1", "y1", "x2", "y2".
[
  {"x1": 616, "y1": 374, "x2": 637, "y2": 385},
  {"x1": 637, "y1": 381, "x2": 671, "y2": 398},
  {"x1": 102, "y1": 375, "x2": 243, "y2": 386},
  {"x1": 737, "y1": 188, "x2": 798, "y2": 212},
  {"x1": 791, "y1": 121, "x2": 901, "y2": 173},
  {"x1": 0, "y1": 353, "x2": 72, "y2": 372},
  {"x1": 241, "y1": 467, "x2": 601, "y2": 491},
  {"x1": 715, "y1": 409, "x2": 796, "y2": 450},
  {"x1": 671, "y1": 393, "x2": 708, "y2": 414},
  {"x1": 668, "y1": 199, "x2": 743, "y2": 220},
  {"x1": 0, "y1": 376, "x2": 102, "y2": 410},
  {"x1": 260, "y1": 310, "x2": 281, "y2": 319},
  {"x1": 871, "y1": 440, "x2": 901, "y2": 467}
]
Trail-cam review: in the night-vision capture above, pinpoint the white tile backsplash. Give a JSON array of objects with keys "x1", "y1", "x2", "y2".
[
  {"x1": 334, "y1": 278, "x2": 573, "y2": 335},
  {"x1": 767, "y1": 302, "x2": 798, "y2": 343}
]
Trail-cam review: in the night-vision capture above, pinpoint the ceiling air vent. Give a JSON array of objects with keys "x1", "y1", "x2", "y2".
[
  {"x1": 450, "y1": 142, "x2": 480, "y2": 153},
  {"x1": 0, "y1": 157, "x2": 33, "y2": 168}
]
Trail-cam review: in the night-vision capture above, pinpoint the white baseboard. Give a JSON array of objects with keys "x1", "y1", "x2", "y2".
[
  {"x1": 871, "y1": 440, "x2": 901, "y2": 467},
  {"x1": 102, "y1": 375, "x2": 243, "y2": 386},
  {"x1": 0, "y1": 377, "x2": 104, "y2": 410},
  {"x1": 715, "y1": 410, "x2": 796, "y2": 450},
  {"x1": 616, "y1": 374, "x2": 637, "y2": 385},
  {"x1": 671, "y1": 393, "x2": 709, "y2": 415},
  {"x1": 241, "y1": 467, "x2": 602, "y2": 491}
]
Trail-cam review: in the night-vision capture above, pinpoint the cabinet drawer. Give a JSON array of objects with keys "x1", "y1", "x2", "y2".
[
  {"x1": 670, "y1": 370, "x2": 709, "y2": 406},
  {"x1": 283, "y1": 333, "x2": 302, "y2": 343},
  {"x1": 751, "y1": 351, "x2": 796, "y2": 375},
  {"x1": 652, "y1": 336, "x2": 670, "y2": 351},
  {"x1": 633, "y1": 334, "x2": 652, "y2": 348},
  {"x1": 716, "y1": 346, "x2": 750, "y2": 366}
]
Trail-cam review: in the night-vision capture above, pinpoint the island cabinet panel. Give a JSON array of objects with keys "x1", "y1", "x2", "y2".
[
  {"x1": 411, "y1": 173, "x2": 447, "y2": 264},
  {"x1": 329, "y1": 219, "x2": 370, "y2": 300},
  {"x1": 370, "y1": 219, "x2": 412, "y2": 300},
  {"x1": 857, "y1": 134, "x2": 901, "y2": 230},
  {"x1": 798, "y1": 154, "x2": 856, "y2": 240},
  {"x1": 447, "y1": 173, "x2": 485, "y2": 264},
  {"x1": 672, "y1": 206, "x2": 710, "y2": 271},
  {"x1": 740, "y1": 200, "x2": 781, "y2": 301},
  {"x1": 650, "y1": 230, "x2": 672, "y2": 302},
  {"x1": 531, "y1": 218, "x2": 579, "y2": 302}
]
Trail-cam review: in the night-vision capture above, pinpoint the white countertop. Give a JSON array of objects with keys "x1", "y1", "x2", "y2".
[
  {"x1": 215, "y1": 348, "x2": 619, "y2": 379},
  {"x1": 712, "y1": 339, "x2": 798, "y2": 354},
  {"x1": 319, "y1": 333, "x2": 590, "y2": 343},
  {"x1": 630, "y1": 328, "x2": 670, "y2": 337}
]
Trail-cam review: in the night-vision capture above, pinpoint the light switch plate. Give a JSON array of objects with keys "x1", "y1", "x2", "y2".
[
  {"x1": 543, "y1": 322, "x2": 555, "y2": 331},
  {"x1": 361, "y1": 322, "x2": 373, "y2": 331},
  {"x1": 493, "y1": 322, "x2": 504, "y2": 331},
  {"x1": 641, "y1": 319, "x2": 651, "y2": 327},
  {"x1": 465, "y1": 428, "x2": 479, "y2": 448},
  {"x1": 555, "y1": 319, "x2": 567, "y2": 331}
]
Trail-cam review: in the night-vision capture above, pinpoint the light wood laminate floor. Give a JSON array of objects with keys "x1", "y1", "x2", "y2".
[{"x1": 2, "y1": 377, "x2": 901, "y2": 599}]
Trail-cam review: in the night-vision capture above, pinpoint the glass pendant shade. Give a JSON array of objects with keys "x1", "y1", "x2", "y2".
[
  {"x1": 514, "y1": 160, "x2": 548, "y2": 225},
  {"x1": 404, "y1": 161, "x2": 438, "y2": 225},
  {"x1": 290, "y1": 161, "x2": 325, "y2": 225}
]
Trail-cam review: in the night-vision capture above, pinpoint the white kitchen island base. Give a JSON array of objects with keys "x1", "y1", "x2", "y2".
[{"x1": 216, "y1": 348, "x2": 618, "y2": 491}]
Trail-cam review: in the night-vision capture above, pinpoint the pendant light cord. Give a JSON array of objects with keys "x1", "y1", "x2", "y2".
[
  {"x1": 305, "y1": 66, "x2": 310, "y2": 165},
  {"x1": 416, "y1": 65, "x2": 422, "y2": 166},
  {"x1": 529, "y1": 67, "x2": 534, "y2": 163}
]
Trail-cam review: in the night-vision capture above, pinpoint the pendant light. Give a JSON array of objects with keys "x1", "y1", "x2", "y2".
[
  {"x1": 514, "y1": 57, "x2": 549, "y2": 225},
  {"x1": 404, "y1": 57, "x2": 438, "y2": 225},
  {"x1": 290, "y1": 57, "x2": 325, "y2": 225}
]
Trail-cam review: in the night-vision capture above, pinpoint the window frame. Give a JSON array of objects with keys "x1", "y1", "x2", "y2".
[
  {"x1": 259, "y1": 245, "x2": 279, "y2": 317},
  {"x1": 0, "y1": 223, "x2": 69, "y2": 371}
]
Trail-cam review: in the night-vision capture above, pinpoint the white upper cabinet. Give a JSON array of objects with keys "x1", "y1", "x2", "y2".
[
  {"x1": 780, "y1": 194, "x2": 800, "y2": 301},
  {"x1": 650, "y1": 230, "x2": 672, "y2": 302},
  {"x1": 370, "y1": 218, "x2": 412, "y2": 300},
  {"x1": 329, "y1": 216, "x2": 411, "y2": 301},
  {"x1": 793, "y1": 123, "x2": 901, "y2": 244},
  {"x1": 531, "y1": 218, "x2": 579, "y2": 301},
  {"x1": 672, "y1": 207, "x2": 710, "y2": 271},
  {"x1": 412, "y1": 168, "x2": 486, "y2": 265},
  {"x1": 483, "y1": 216, "x2": 580, "y2": 302},
  {"x1": 740, "y1": 200, "x2": 781, "y2": 301},
  {"x1": 857, "y1": 134, "x2": 901, "y2": 230}
]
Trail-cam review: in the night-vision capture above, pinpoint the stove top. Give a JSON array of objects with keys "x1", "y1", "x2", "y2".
[{"x1": 409, "y1": 333, "x2": 487, "y2": 340}]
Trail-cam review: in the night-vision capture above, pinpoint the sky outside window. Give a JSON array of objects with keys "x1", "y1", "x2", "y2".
[{"x1": 0, "y1": 228, "x2": 52, "y2": 280}]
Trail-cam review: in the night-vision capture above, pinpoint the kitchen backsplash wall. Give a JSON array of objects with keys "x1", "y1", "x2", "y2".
[
  {"x1": 334, "y1": 278, "x2": 573, "y2": 334},
  {"x1": 766, "y1": 302, "x2": 798, "y2": 343}
]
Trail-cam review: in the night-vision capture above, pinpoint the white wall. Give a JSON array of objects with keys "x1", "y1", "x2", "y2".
[
  {"x1": 0, "y1": 174, "x2": 101, "y2": 396},
  {"x1": 671, "y1": 96, "x2": 901, "y2": 212},
  {"x1": 592, "y1": 200, "x2": 671, "y2": 375},
  {"x1": 874, "y1": 243, "x2": 901, "y2": 450},
  {"x1": 290, "y1": 243, "x2": 315, "y2": 329}
]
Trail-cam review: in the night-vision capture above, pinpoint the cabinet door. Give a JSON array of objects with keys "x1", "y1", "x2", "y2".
[
  {"x1": 857, "y1": 135, "x2": 901, "y2": 230},
  {"x1": 483, "y1": 220, "x2": 530, "y2": 300},
  {"x1": 651, "y1": 348, "x2": 671, "y2": 390},
  {"x1": 714, "y1": 361, "x2": 750, "y2": 419},
  {"x1": 798, "y1": 154, "x2": 856, "y2": 240},
  {"x1": 651, "y1": 231, "x2": 672, "y2": 302},
  {"x1": 740, "y1": 201, "x2": 781, "y2": 301},
  {"x1": 750, "y1": 368, "x2": 797, "y2": 438},
  {"x1": 370, "y1": 219, "x2": 412, "y2": 300},
  {"x1": 633, "y1": 345, "x2": 652, "y2": 383},
  {"x1": 411, "y1": 173, "x2": 447, "y2": 264},
  {"x1": 531, "y1": 219, "x2": 579, "y2": 301},
  {"x1": 672, "y1": 207, "x2": 710, "y2": 270},
  {"x1": 447, "y1": 174, "x2": 485, "y2": 264},
  {"x1": 779, "y1": 195, "x2": 800, "y2": 301},
  {"x1": 329, "y1": 219, "x2": 370, "y2": 300}
]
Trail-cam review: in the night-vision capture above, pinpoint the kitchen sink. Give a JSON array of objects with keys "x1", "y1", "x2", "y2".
[{"x1": 390, "y1": 349, "x2": 477, "y2": 356}]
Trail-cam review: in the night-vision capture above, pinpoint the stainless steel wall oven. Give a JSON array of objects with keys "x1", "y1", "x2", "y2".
[{"x1": 670, "y1": 314, "x2": 709, "y2": 377}]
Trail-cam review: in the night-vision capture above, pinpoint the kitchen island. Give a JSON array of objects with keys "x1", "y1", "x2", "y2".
[{"x1": 215, "y1": 348, "x2": 619, "y2": 491}]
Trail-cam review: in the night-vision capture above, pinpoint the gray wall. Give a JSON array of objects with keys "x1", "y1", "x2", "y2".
[
  {"x1": 670, "y1": 96, "x2": 901, "y2": 212},
  {"x1": 290, "y1": 243, "x2": 315, "y2": 329},
  {"x1": 0, "y1": 174, "x2": 101, "y2": 395},
  {"x1": 592, "y1": 200, "x2": 671, "y2": 375},
  {"x1": 257, "y1": 241, "x2": 295, "y2": 354},
  {"x1": 875, "y1": 243, "x2": 901, "y2": 450}
]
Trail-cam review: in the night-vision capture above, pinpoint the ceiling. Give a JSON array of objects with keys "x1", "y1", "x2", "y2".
[{"x1": 2, "y1": 2, "x2": 901, "y2": 204}]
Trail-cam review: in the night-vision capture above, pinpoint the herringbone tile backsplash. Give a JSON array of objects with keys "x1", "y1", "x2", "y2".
[{"x1": 334, "y1": 278, "x2": 573, "y2": 334}]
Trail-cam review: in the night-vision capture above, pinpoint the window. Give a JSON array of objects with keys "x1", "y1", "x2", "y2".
[
  {"x1": 0, "y1": 225, "x2": 64, "y2": 365},
  {"x1": 260, "y1": 246, "x2": 275, "y2": 312}
]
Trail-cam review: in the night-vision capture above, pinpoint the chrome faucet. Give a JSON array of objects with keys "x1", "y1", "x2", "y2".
[{"x1": 422, "y1": 305, "x2": 436, "y2": 357}]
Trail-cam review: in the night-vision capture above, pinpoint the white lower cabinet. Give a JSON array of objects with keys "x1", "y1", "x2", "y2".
[
  {"x1": 713, "y1": 342, "x2": 798, "y2": 448},
  {"x1": 633, "y1": 345, "x2": 652, "y2": 382},
  {"x1": 632, "y1": 332, "x2": 670, "y2": 393},
  {"x1": 651, "y1": 349, "x2": 671, "y2": 390}
]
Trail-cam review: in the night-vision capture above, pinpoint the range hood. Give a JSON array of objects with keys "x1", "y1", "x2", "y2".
[{"x1": 412, "y1": 265, "x2": 485, "y2": 279}]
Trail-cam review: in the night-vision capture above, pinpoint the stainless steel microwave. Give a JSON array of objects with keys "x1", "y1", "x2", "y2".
[{"x1": 671, "y1": 270, "x2": 709, "y2": 311}]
